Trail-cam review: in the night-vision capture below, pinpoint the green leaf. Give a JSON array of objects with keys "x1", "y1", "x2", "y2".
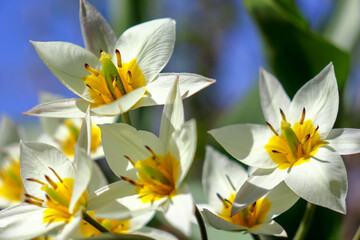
[{"x1": 244, "y1": 0, "x2": 350, "y2": 97}]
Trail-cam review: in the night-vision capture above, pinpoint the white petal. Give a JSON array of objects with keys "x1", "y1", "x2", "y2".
[
  {"x1": 231, "y1": 168, "x2": 288, "y2": 215},
  {"x1": 248, "y1": 220, "x2": 287, "y2": 237},
  {"x1": 201, "y1": 208, "x2": 245, "y2": 231},
  {"x1": 70, "y1": 109, "x2": 92, "y2": 213},
  {"x1": 0, "y1": 204, "x2": 62, "y2": 239},
  {"x1": 90, "y1": 87, "x2": 146, "y2": 116},
  {"x1": 100, "y1": 123, "x2": 162, "y2": 177},
  {"x1": 98, "y1": 194, "x2": 162, "y2": 220},
  {"x1": 171, "y1": 119, "x2": 197, "y2": 186},
  {"x1": 115, "y1": 18, "x2": 175, "y2": 82},
  {"x1": 209, "y1": 124, "x2": 277, "y2": 169},
  {"x1": 159, "y1": 78, "x2": 184, "y2": 145},
  {"x1": 127, "y1": 211, "x2": 155, "y2": 232},
  {"x1": 31, "y1": 41, "x2": 99, "y2": 101},
  {"x1": 87, "y1": 181, "x2": 136, "y2": 212},
  {"x1": 285, "y1": 147, "x2": 347, "y2": 213},
  {"x1": 231, "y1": 182, "x2": 270, "y2": 216},
  {"x1": 326, "y1": 128, "x2": 360, "y2": 155},
  {"x1": 20, "y1": 141, "x2": 75, "y2": 199},
  {"x1": 259, "y1": 68, "x2": 290, "y2": 131},
  {"x1": 57, "y1": 210, "x2": 82, "y2": 240},
  {"x1": 163, "y1": 186, "x2": 195, "y2": 236},
  {"x1": 24, "y1": 98, "x2": 88, "y2": 118},
  {"x1": 131, "y1": 226, "x2": 179, "y2": 240},
  {"x1": 80, "y1": 0, "x2": 117, "y2": 55},
  {"x1": 134, "y1": 73, "x2": 216, "y2": 108},
  {"x1": 289, "y1": 63, "x2": 339, "y2": 138},
  {"x1": 263, "y1": 182, "x2": 299, "y2": 221},
  {"x1": 202, "y1": 146, "x2": 248, "y2": 212}
]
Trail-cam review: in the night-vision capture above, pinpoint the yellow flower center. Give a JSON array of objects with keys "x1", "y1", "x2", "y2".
[
  {"x1": 218, "y1": 193, "x2": 271, "y2": 228},
  {"x1": 57, "y1": 119, "x2": 102, "y2": 157},
  {"x1": 25, "y1": 168, "x2": 88, "y2": 225},
  {"x1": 80, "y1": 211, "x2": 130, "y2": 237},
  {"x1": 264, "y1": 108, "x2": 327, "y2": 169},
  {"x1": 122, "y1": 147, "x2": 179, "y2": 203},
  {"x1": 0, "y1": 158, "x2": 23, "y2": 203},
  {"x1": 83, "y1": 50, "x2": 146, "y2": 107}
]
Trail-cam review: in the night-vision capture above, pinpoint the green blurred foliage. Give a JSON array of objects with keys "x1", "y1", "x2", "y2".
[{"x1": 243, "y1": 0, "x2": 350, "y2": 98}]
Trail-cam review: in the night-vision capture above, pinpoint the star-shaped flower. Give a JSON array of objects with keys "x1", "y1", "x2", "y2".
[
  {"x1": 200, "y1": 146, "x2": 299, "y2": 237},
  {"x1": 209, "y1": 63, "x2": 360, "y2": 214},
  {"x1": 25, "y1": 0, "x2": 214, "y2": 118},
  {"x1": 88, "y1": 79, "x2": 196, "y2": 236}
]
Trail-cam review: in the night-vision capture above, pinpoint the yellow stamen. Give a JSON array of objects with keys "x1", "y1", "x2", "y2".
[
  {"x1": 49, "y1": 167, "x2": 63, "y2": 183},
  {"x1": 85, "y1": 64, "x2": 99, "y2": 77},
  {"x1": 265, "y1": 110, "x2": 327, "y2": 169},
  {"x1": 218, "y1": 194, "x2": 271, "y2": 229},
  {"x1": 82, "y1": 51, "x2": 146, "y2": 107},
  {"x1": 115, "y1": 49, "x2": 122, "y2": 68},
  {"x1": 300, "y1": 108, "x2": 306, "y2": 125},
  {"x1": 280, "y1": 108, "x2": 287, "y2": 122}
]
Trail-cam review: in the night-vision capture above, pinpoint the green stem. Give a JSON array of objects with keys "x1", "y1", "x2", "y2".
[
  {"x1": 353, "y1": 225, "x2": 360, "y2": 240},
  {"x1": 83, "y1": 212, "x2": 109, "y2": 233},
  {"x1": 194, "y1": 204, "x2": 208, "y2": 240},
  {"x1": 121, "y1": 112, "x2": 132, "y2": 125},
  {"x1": 294, "y1": 203, "x2": 316, "y2": 240}
]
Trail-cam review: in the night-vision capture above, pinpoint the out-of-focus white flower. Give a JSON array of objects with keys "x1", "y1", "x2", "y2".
[
  {"x1": 0, "y1": 110, "x2": 93, "y2": 240},
  {"x1": 0, "y1": 116, "x2": 24, "y2": 208}
]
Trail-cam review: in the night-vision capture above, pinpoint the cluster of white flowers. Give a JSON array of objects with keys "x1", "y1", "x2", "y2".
[{"x1": 0, "y1": 1, "x2": 359, "y2": 240}]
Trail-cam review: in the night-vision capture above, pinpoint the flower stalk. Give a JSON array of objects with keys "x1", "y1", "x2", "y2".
[
  {"x1": 294, "y1": 202, "x2": 316, "y2": 240},
  {"x1": 83, "y1": 212, "x2": 110, "y2": 233},
  {"x1": 194, "y1": 204, "x2": 208, "y2": 240}
]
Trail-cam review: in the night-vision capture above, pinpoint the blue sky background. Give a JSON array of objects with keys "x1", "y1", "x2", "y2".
[{"x1": 0, "y1": 0, "x2": 337, "y2": 122}]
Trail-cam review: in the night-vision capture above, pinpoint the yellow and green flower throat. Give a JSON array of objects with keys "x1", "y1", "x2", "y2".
[
  {"x1": 122, "y1": 146, "x2": 180, "y2": 203},
  {"x1": 25, "y1": 168, "x2": 131, "y2": 236},
  {"x1": 25, "y1": 167, "x2": 88, "y2": 224},
  {"x1": 265, "y1": 108, "x2": 327, "y2": 169},
  {"x1": 83, "y1": 50, "x2": 146, "y2": 107},
  {"x1": 216, "y1": 177, "x2": 271, "y2": 228}
]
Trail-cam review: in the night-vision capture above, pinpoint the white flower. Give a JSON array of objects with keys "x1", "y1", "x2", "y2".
[
  {"x1": 38, "y1": 92, "x2": 115, "y2": 160},
  {"x1": 0, "y1": 110, "x2": 93, "y2": 240},
  {"x1": 89, "y1": 79, "x2": 196, "y2": 236},
  {"x1": 0, "y1": 116, "x2": 24, "y2": 208},
  {"x1": 209, "y1": 63, "x2": 360, "y2": 214},
  {"x1": 25, "y1": 0, "x2": 215, "y2": 118},
  {"x1": 200, "y1": 146, "x2": 299, "y2": 237}
]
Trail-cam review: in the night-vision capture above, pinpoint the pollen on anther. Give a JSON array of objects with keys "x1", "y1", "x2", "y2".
[
  {"x1": 266, "y1": 122, "x2": 279, "y2": 136},
  {"x1": 49, "y1": 167, "x2": 63, "y2": 183},
  {"x1": 300, "y1": 108, "x2": 306, "y2": 125},
  {"x1": 225, "y1": 175, "x2": 236, "y2": 191},
  {"x1": 25, "y1": 194, "x2": 44, "y2": 202},
  {"x1": 280, "y1": 108, "x2": 287, "y2": 122},
  {"x1": 124, "y1": 155, "x2": 135, "y2": 167},
  {"x1": 44, "y1": 175, "x2": 57, "y2": 189},
  {"x1": 26, "y1": 178, "x2": 46, "y2": 185},
  {"x1": 84, "y1": 63, "x2": 99, "y2": 76},
  {"x1": 145, "y1": 145, "x2": 157, "y2": 159},
  {"x1": 115, "y1": 49, "x2": 122, "y2": 68}
]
